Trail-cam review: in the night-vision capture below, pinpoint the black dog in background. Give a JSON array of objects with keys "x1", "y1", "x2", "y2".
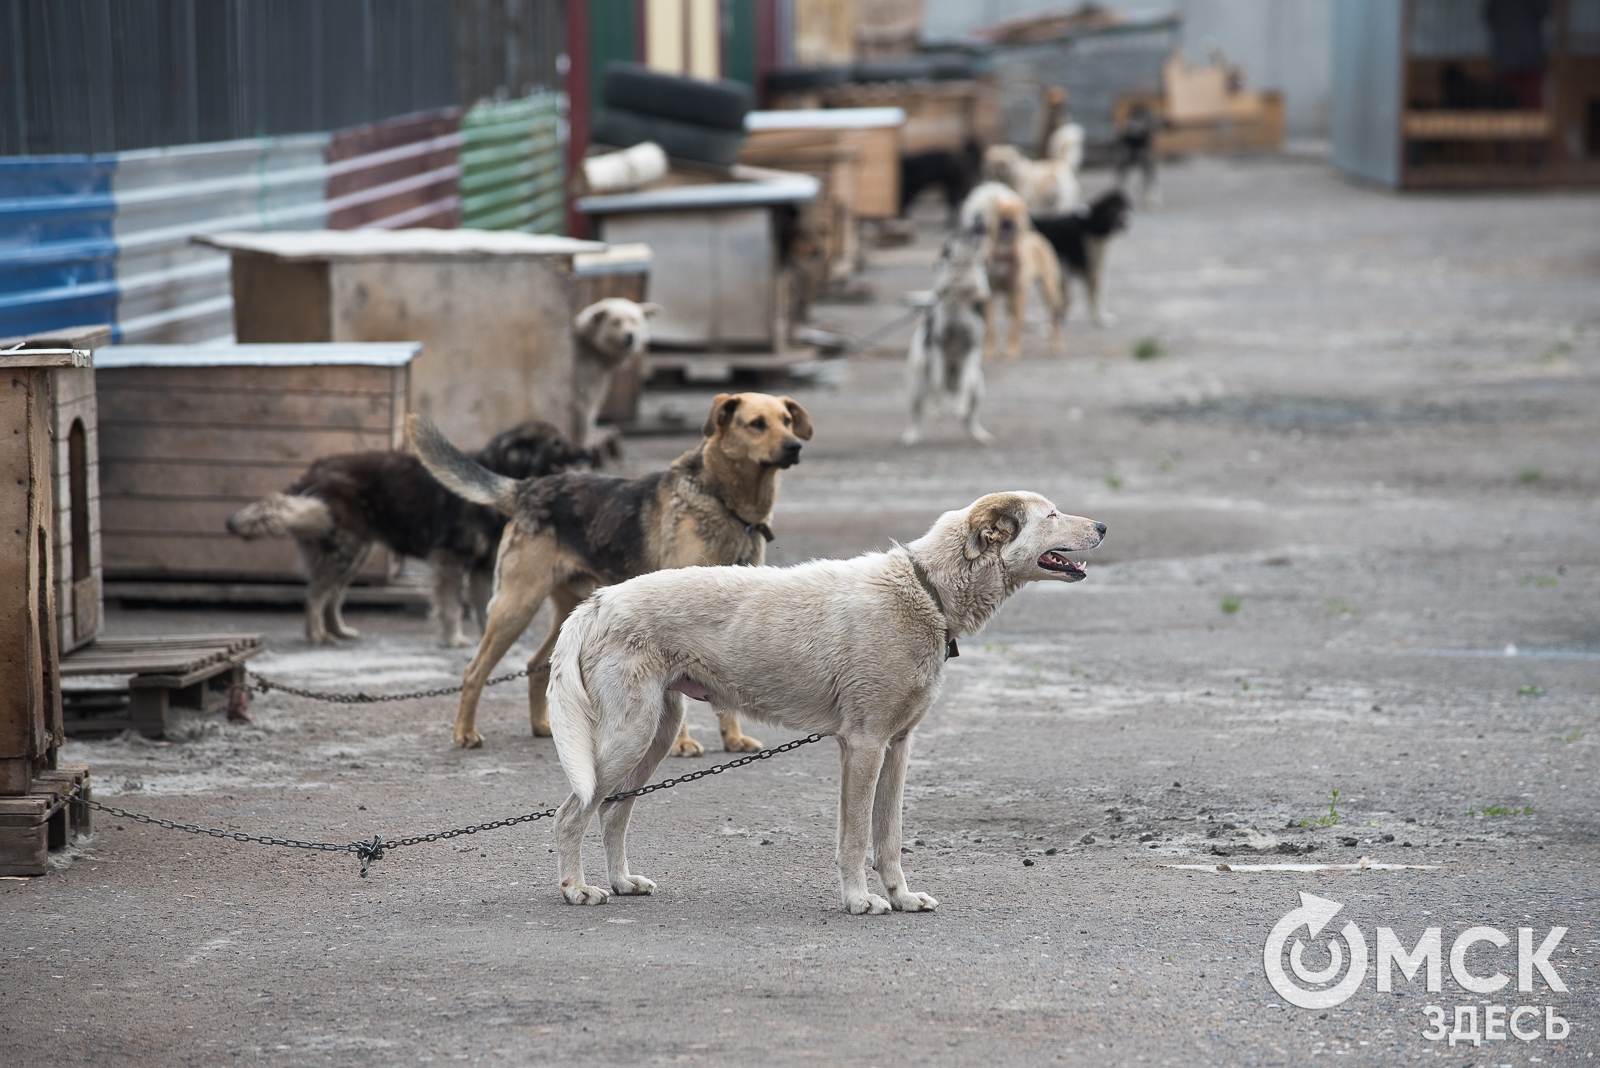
[
  {"x1": 1115, "y1": 104, "x2": 1162, "y2": 206},
  {"x1": 900, "y1": 139, "x2": 984, "y2": 222},
  {"x1": 226, "y1": 421, "x2": 590, "y2": 646},
  {"x1": 1031, "y1": 189, "x2": 1132, "y2": 328}
]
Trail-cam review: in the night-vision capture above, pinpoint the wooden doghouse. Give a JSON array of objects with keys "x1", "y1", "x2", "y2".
[
  {"x1": 193, "y1": 229, "x2": 606, "y2": 448},
  {"x1": 94, "y1": 343, "x2": 419, "y2": 594},
  {"x1": 0, "y1": 329, "x2": 100, "y2": 874},
  {"x1": 577, "y1": 168, "x2": 820, "y2": 371}
]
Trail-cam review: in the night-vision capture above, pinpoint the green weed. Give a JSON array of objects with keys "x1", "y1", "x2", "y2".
[
  {"x1": 1472, "y1": 805, "x2": 1533, "y2": 817},
  {"x1": 1563, "y1": 726, "x2": 1583, "y2": 742},
  {"x1": 1104, "y1": 472, "x2": 1124, "y2": 490},
  {"x1": 1517, "y1": 468, "x2": 1544, "y2": 483},
  {"x1": 1517, "y1": 685, "x2": 1545, "y2": 696},
  {"x1": 1300, "y1": 789, "x2": 1340, "y2": 828},
  {"x1": 1323, "y1": 598, "x2": 1357, "y2": 615},
  {"x1": 1133, "y1": 337, "x2": 1163, "y2": 361},
  {"x1": 1220, "y1": 595, "x2": 1242, "y2": 614}
]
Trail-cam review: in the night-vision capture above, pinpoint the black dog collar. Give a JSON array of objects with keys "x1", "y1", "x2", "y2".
[{"x1": 902, "y1": 548, "x2": 959, "y2": 661}]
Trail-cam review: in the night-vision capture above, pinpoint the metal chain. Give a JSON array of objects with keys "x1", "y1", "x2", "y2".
[
  {"x1": 249, "y1": 665, "x2": 543, "y2": 704},
  {"x1": 64, "y1": 733, "x2": 831, "y2": 877}
]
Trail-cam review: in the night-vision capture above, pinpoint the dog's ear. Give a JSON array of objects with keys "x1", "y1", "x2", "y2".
[
  {"x1": 574, "y1": 301, "x2": 607, "y2": 335},
  {"x1": 640, "y1": 302, "x2": 663, "y2": 319},
  {"x1": 781, "y1": 396, "x2": 814, "y2": 440},
  {"x1": 701, "y1": 393, "x2": 741, "y2": 437},
  {"x1": 964, "y1": 495, "x2": 1025, "y2": 560}
]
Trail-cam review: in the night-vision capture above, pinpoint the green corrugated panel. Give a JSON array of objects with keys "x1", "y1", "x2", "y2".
[{"x1": 460, "y1": 93, "x2": 564, "y2": 234}]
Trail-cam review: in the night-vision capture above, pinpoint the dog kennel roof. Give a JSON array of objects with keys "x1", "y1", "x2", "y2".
[
  {"x1": 99, "y1": 342, "x2": 422, "y2": 368},
  {"x1": 192, "y1": 229, "x2": 605, "y2": 261},
  {"x1": 744, "y1": 107, "x2": 906, "y2": 131}
]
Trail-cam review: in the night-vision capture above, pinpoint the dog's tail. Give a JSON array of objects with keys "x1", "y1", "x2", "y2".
[
  {"x1": 225, "y1": 494, "x2": 333, "y2": 540},
  {"x1": 406, "y1": 414, "x2": 519, "y2": 516},
  {"x1": 547, "y1": 598, "x2": 602, "y2": 806}
]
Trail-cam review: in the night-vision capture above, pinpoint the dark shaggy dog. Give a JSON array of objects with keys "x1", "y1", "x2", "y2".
[
  {"x1": 1031, "y1": 189, "x2": 1131, "y2": 327},
  {"x1": 899, "y1": 139, "x2": 984, "y2": 220},
  {"x1": 1115, "y1": 105, "x2": 1162, "y2": 206},
  {"x1": 226, "y1": 421, "x2": 589, "y2": 646}
]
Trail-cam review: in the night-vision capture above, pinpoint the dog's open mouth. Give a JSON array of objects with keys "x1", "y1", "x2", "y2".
[{"x1": 1037, "y1": 550, "x2": 1087, "y2": 579}]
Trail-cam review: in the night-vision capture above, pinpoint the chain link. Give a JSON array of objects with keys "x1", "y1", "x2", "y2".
[
  {"x1": 64, "y1": 733, "x2": 831, "y2": 877},
  {"x1": 249, "y1": 664, "x2": 544, "y2": 704}
]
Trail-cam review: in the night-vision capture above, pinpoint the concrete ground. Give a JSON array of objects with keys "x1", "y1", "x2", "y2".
[{"x1": 6, "y1": 154, "x2": 1599, "y2": 1067}]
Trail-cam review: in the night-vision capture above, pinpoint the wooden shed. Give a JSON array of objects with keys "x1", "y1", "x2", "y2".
[
  {"x1": 1334, "y1": 0, "x2": 1600, "y2": 188},
  {"x1": 0, "y1": 338, "x2": 94, "y2": 873},
  {"x1": 577, "y1": 169, "x2": 819, "y2": 364},
  {"x1": 95, "y1": 343, "x2": 419, "y2": 591},
  {"x1": 193, "y1": 229, "x2": 606, "y2": 448}
]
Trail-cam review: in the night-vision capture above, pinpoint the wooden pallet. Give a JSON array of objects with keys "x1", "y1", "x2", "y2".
[
  {"x1": 0, "y1": 764, "x2": 91, "y2": 876},
  {"x1": 60, "y1": 634, "x2": 265, "y2": 739}
]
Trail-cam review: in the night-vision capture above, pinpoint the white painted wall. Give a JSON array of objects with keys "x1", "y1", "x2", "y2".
[{"x1": 924, "y1": 0, "x2": 1333, "y2": 138}]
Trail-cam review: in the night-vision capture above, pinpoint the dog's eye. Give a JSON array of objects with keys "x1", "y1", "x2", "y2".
[{"x1": 749, "y1": 418, "x2": 767, "y2": 431}]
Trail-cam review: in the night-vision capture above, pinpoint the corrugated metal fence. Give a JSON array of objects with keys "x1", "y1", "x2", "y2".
[{"x1": 0, "y1": 94, "x2": 564, "y2": 343}]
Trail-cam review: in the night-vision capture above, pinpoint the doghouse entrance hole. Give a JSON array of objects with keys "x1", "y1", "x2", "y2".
[{"x1": 68, "y1": 418, "x2": 89, "y2": 583}]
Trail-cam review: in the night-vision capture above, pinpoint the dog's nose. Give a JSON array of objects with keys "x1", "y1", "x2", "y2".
[
  {"x1": 1093, "y1": 522, "x2": 1107, "y2": 536},
  {"x1": 783, "y1": 440, "x2": 802, "y2": 457},
  {"x1": 622, "y1": 332, "x2": 635, "y2": 347}
]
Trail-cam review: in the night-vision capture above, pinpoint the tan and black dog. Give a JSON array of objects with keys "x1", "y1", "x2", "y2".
[
  {"x1": 960, "y1": 181, "x2": 1064, "y2": 362},
  {"x1": 407, "y1": 392, "x2": 812, "y2": 753}
]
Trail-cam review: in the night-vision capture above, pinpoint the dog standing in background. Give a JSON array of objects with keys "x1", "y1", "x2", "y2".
[
  {"x1": 898, "y1": 139, "x2": 984, "y2": 223},
  {"x1": 1031, "y1": 189, "x2": 1132, "y2": 328},
  {"x1": 960, "y1": 182, "x2": 1064, "y2": 361},
  {"x1": 903, "y1": 228, "x2": 992, "y2": 445},
  {"x1": 570, "y1": 298, "x2": 661, "y2": 453},
  {"x1": 225, "y1": 421, "x2": 588, "y2": 646},
  {"x1": 408, "y1": 392, "x2": 812, "y2": 755},
  {"x1": 1115, "y1": 104, "x2": 1161, "y2": 207}
]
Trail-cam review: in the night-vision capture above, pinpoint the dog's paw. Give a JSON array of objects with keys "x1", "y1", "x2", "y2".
[
  {"x1": 442, "y1": 633, "x2": 472, "y2": 649},
  {"x1": 331, "y1": 624, "x2": 361, "y2": 639},
  {"x1": 454, "y1": 730, "x2": 485, "y2": 749},
  {"x1": 561, "y1": 880, "x2": 610, "y2": 906},
  {"x1": 969, "y1": 425, "x2": 995, "y2": 446},
  {"x1": 890, "y1": 889, "x2": 939, "y2": 912},
  {"x1": 1093, "y1": 311, "x2": 1118, "y2": 327},
  {"x1": 611, "y1": 873, "x2": 656, "y2": 896},
  {"x1": 669, "y1": 735, "x2": 705, "y2": 758},
  {"x1": 721, "y1": 732, "x2": 763, "y2": 754},
  {"x1": 530, "y1": 718, "x2": 553, "y2": 738},
  {"x1": 845, "y1": 892, "x2": 893, "y2": 915}
]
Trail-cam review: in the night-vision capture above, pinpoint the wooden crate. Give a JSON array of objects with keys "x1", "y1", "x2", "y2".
[
  {"x1": 743, "y1": 109, "x2": 905, "y2": 219},
  {"x1": 195, "y1": 229, "x2": 606, "y2": 449},
  {"x1": 576, "y1": 169, "x2": 820, "y2": 356},
  {"x1": 62, "y1": 634, "x2": 265, "y2": 739},
  {"x1": 95, "y1": 343, "x2": 417, "y2": 584},
  {"x1": 0, "y1": 343, "x2": 77, "y2": 797},
  {"x1": 780, "y1": 79, "x2": 1005, "y2": 155}
]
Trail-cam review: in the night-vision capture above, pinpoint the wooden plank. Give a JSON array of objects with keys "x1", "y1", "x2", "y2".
[
  {"x1": 102, "y1": 580, "x2": 429, "y2": 606},
  {"x1": 98, "y1": 459, "x2": 311, "y2": 499},
  {"x1": 98, "y1": 363, "x2": 395, "y2": 394},
  {"x1": 0, "y1": 349, "x2": 90, "y2": 369},
  {"x1": 230, "y1": 254, "x2": 332, "y2": 342},
  {"x1": 96, "y1": 423, "x2": 398, "y2": 464},
  {"x1": 1402, "y1": 110, "x2": 1552, "y2": 140},
  {"x1": 96, "y1": 385, "x2": 398, "y2": 430},
  {"x1": 102, "y1": 532, "x2": 304, "y2": 579},
  {"x1": 0, "y1": 325, "x2": 112, "y2": 351}
]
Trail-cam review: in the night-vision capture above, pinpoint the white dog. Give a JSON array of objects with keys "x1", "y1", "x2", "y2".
[
  {"x1": 570, "y1": 298, "x2": 661, "y2": 451},
  {"x1": 544, "y1": 492, "x2": 1107, "y2": 915},
  {"x1": 980, "y1": 124, "x2": 1083, "y2": 218},
  {"x1": 903, "y1": 229, "x2": 992, "y2": 445}
]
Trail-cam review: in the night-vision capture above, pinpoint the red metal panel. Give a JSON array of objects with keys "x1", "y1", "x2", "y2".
[{"x1": 325, "y1": 108, "x2": 464, "y2": 230}]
